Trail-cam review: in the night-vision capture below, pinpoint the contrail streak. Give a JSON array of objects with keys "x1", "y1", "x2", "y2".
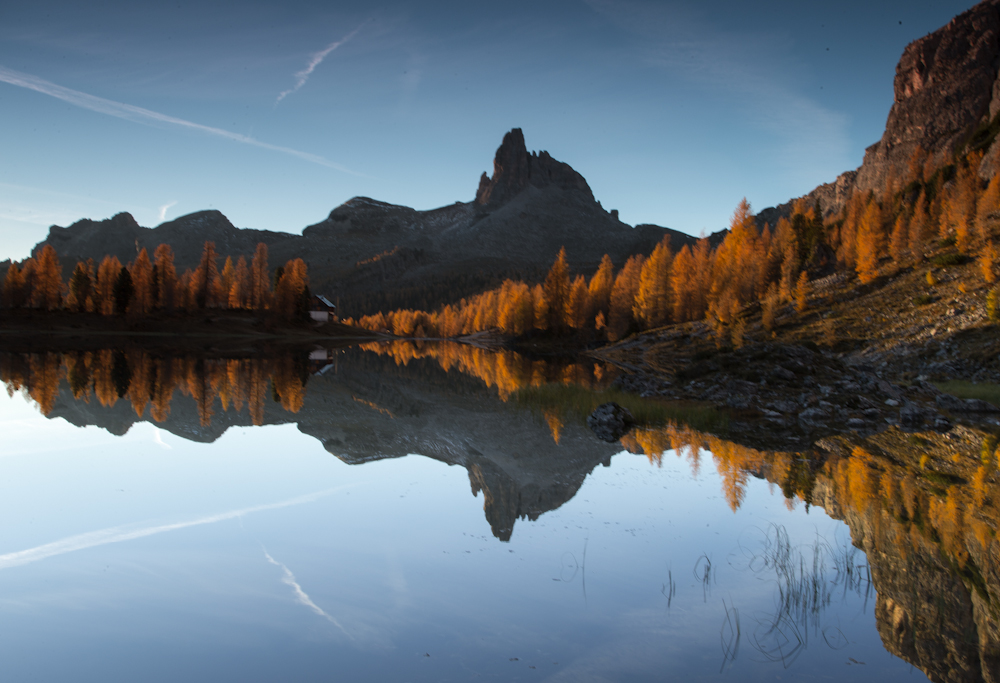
[
  {"x1": 0, "y1": 66, "x2": 362, "y2": 175},
  {"x1": 276, "y1": 24, "x2": 364, "y2": 104},
  {"x1": 263, "y1": 548, "x2": 354, "y2": 639},
  {"x1": 0, "y1": 487, "x2": 350, "y2": 571}
]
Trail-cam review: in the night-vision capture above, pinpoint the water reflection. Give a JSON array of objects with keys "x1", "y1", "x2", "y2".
[
  {"x1": 625, "y1": 422, "x2": 1000, "y2": 682},
  {"x1": 1, "y1": 349, "x2": 308, "y2": 426},
  {"x1": 0, "y1": 343, "x2": 620, "y2": 542},
  {"x1": 4, "y1": 340, "x2": 1000, "y2": 681}
]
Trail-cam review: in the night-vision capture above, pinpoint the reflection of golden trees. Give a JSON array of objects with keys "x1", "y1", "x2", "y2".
[
  {"x1": 621, "y1": 424, "x2": 773, "y2": 511},
  {"x1": 624, "y1": 422, "x2": 1000, "y2": 575},
  {"x1": 0, "y1": 350, "x2": 308, "y2": 427},
  {"x1": 358, "y1": 340, "x2": 605, "y2": 400},
  {"x1": 543, "y1": 410, "x2": 563, "y2": 445}
]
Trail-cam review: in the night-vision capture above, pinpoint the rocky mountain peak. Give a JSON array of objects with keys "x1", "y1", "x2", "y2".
[
  {"x1": 853, "y1": 0, "x2": 1000, "y2": 193},
  {"x1": 762, "y1": 0, "x2": 1000, "y2": 223},
  {"x1": 474, "y1": 128, "x2": 594, "y2": 209}
]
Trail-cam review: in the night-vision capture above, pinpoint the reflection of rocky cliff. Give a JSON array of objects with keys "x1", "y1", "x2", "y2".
[
  {"x1": 295, "y1": 348, "x2": 616, "y2": 542},
  {"x1": 34, "y1": 345, "x2": 618, "y2": 542},
  {"x1": 809, "y1": 434, "x2": 1000, "y2": 683},
  {"x1": 624, "y1": 423, "x2": 1000, "y2": 682},
  {"x1": 816, "y1": 477, "x2": 1000, "y2": 683}
]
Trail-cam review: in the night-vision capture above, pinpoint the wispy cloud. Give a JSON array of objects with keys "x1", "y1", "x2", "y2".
[
  {"x1": 157, "y1": 201, "x2": 177, "y2": 223},
  {"x1": 0, "y1": 487, "x2": 348, "y2": 571},
  {"x1": 0, "y1": 66, "x2": 362, "y2": 175},
  {"x1": 276, "y1": 24, "x2": 364, "y2": 105},
  {"x1": 263, "y1": 548, "x2": 354, "y2": 639}
]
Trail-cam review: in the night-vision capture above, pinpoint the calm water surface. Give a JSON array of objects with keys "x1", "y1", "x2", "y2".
[{"x1": 0, "y1": 345, "x2": 931, "y2": 681}]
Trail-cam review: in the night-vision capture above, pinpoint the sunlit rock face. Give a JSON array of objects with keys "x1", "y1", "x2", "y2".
[
  {"x1": 760, "y1": 0, "x2": 1000, "y2": 223},
  {"x1": 856, "y1": 0, "x2": 1000, "y2": 193}
]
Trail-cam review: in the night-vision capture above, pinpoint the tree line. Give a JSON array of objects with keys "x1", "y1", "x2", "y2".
[
  {"x1": 348, "y1": 147, "x2": 1000, "y2": 343},
  {"x1": 1, "y1": 241, "x2": 311, "y2": 321}
]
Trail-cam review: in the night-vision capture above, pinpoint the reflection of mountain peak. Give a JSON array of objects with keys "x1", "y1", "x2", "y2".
[
  {"x1": 468, "y1": 454, "x2": 601, "y2": 542},
  {"x1": 17, "y1": 344, "x2": 619, "y2": 541}
]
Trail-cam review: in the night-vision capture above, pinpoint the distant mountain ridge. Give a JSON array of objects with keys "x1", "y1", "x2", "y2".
[{"x1": 26, "y1": 128, "x2": 697, "y2": 317}]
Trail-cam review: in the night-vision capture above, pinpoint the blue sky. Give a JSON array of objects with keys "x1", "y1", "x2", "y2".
[{"x1": 0, "y1": 0, "x2": 975, "y2": 261}]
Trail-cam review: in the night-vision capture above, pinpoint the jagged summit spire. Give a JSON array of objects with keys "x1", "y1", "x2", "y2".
[{"x1": 474, "y1": 128, "x2": 592, "y2": 209}]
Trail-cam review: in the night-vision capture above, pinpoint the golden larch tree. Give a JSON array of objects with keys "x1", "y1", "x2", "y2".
[
  {"x1": 191, "y1": 241, "x2": 221, "y2": 309},
  {"x1": 889, "y1": 213, "x2": 910, "y2": 266},
  {"x1": 856, "y1": 198, "x2": 884, "y2": 284},
  {"x1": 587, "y1": 254, "x2": 614, "y2": 319},
  {"x1": 566, "y1": 275, "x2": 591, "y2": 330},
  {"x1": 633, "y1": 235, "x2": 673, "y2": 328},
  {"x1": 130, "y1": 248, "x2": 154, "y2": 315},
  {"x1": 250, "y1": 242, "x2": 271, "y2": 310},
  {"x1": 274, "y1": 258, "x2": 309, "y2": 320},
  {"x1": 95, "y1": 255, "x2": 122, "y2": 315},
  {"x1": 908, "y1": 189, "x2": 932, "y2": 263},
  {"x1": 153, "y1": 244, "x2": 178, "y2": 310},
  {"x1": 31, "y1": 244, "x2": 63, "y2": 310},
  {"x1": 543, "y1": 247, "x2": 571, "y2": 331},
  {"x1": 607, "y1": 254, "x2": 645, "y2": 341},
  {"x1": 2, "y1": 263, "x2": 27, "y2": 308},
  {"x1": 220, "y1": 256, "x2": 235, "y2": 308},
  {"x1": 230, "y1": 256, "x2": 250, "y2": 308}
]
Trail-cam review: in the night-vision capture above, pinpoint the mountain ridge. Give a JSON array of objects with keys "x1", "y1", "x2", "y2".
[{"x1": 23, "y1": 129, "x2": 698, "y2": 317}]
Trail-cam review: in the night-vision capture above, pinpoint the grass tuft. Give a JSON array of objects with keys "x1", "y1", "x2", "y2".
[
  {"x1": 933, "y1": 380, "x2": 1000, "y2": 407},
  {"x1": 512, "y1": 383, "x2": 729, "y2": 434}
]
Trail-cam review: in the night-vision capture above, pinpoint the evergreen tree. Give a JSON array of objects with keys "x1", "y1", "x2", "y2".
[
  {"x1": 67, "y1": 262, "x2": 93, "y2": 312},
  {"x1": 113, "y1": 267, "x2": 134, "y2": 316}
]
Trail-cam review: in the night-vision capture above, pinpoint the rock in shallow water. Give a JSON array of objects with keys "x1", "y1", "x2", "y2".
[{"x1": 587, "y1": 403, "x2": 635, "y2": 442}]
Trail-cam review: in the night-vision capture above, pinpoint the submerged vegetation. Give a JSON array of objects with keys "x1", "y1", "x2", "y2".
[{"x1": 513, "y1": 383, "x2": 728, "y2": 434}]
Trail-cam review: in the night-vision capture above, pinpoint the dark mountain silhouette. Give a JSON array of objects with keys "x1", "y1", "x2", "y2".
[{"x1": 27, "y1": 128, "x2": 697, "y2": 318}]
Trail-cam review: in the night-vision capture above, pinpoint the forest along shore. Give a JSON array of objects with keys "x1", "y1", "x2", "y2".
[
  {"x1": 589, "y1": 251, "x2": 1000, "y2": 453},
  {"x1": 0, "y1": 309, "x2": 377, "y2": 354}
]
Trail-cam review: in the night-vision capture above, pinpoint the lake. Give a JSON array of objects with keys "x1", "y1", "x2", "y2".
[{"x1": 0, "y1": 342, "x2": 980, "y2": 681}]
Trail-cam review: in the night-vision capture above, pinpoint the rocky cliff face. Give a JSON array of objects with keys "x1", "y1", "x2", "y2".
[
  {"x1": 855, "y1": 0, "x2": 1000, "y2": 193},
  {"x1": 764, "y1": 0, "x2": 1000, "y2": 222},
  {"x1": 805, "y1": 436, "x2": 1000, "y2": 683}
]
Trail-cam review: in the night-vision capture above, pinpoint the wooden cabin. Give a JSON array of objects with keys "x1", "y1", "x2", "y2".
[{"x1": 309, "y1": 295, "x2": 337, "y2": 323}]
